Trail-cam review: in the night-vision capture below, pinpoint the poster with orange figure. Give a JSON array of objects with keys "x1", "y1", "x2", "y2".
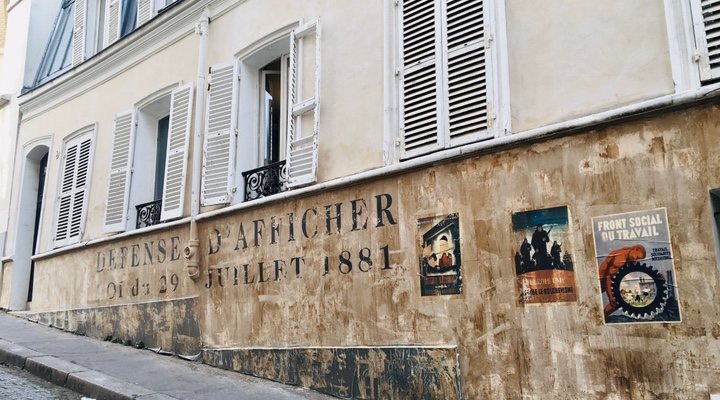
[
  {"x1": 592, "y1": 208, "x2": 681, "y2": 324},
  {"x1": 512, "y1": 206, "x2": 577, "y2": 305}
]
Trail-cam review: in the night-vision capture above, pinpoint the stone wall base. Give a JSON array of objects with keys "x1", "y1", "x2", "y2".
[
  {"x1": 203, "y1": 346, "x2": 462, "y2": 399},
  {"x1": 19, "y1": 297, "x2": 201, "y2": 356}
]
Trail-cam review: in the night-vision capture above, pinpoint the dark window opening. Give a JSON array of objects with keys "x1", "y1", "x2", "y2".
[
  {"x1": 261, "y1": 58, "x2": 283, "y2": 166},
  {"x1": 154, "y1": 115, "x2": 169, "y2": 201},
  {"x1": 120, "y1": 0, "x2": 138, "y2": 38}
]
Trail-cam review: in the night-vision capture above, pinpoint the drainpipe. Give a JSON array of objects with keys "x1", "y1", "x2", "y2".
[{"x1": 184, "y1": 8, "x2": 209, "y2": 281}]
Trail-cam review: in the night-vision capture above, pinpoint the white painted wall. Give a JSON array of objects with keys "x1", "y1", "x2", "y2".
[{"x1": 505, "y1": 0, "x2": 675, "y2": 132}]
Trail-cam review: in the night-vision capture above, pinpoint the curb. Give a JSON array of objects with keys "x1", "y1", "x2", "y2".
[{"x1": 0, "y1": 339, "x2": 178, "y2": 400}]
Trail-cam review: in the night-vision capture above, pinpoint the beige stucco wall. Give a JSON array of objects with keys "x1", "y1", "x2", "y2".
[
  {"x1": 205, "y1": 0, "x2": 385, "y2": 183},
  {"x1": 8, "y1": 33, "x2": 199, "y2": 255},
  {"x1": 22, "y1": 102, "x2": 720, "y2": 398},
  {"x1": 506, "y1": 0, "x2": 675, "y2": 132}
]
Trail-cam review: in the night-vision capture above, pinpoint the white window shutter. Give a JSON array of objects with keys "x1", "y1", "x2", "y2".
[
  {"x1": 443, "y1": 0, "x2": 490, "y2": 147},
  {"x1": 55, "y1": 142, "x2": 78, "y2": 247},
  {"x1": 399, "y1": 0, "x2": 443, "y2": 159},
  {"x1": 202, "y1": 63, "x2": 238, "y2": 206},
  {"x1": 55, "y1": 133, "x2": 94, "y2": 247},
  {"x1": 105, "y1": 0, "x2": 120, "y2": 47},
  {"x1": 137, "y1": 0, "x2": 154, "y2": 26},
  {"x1": 286, "y1": 19, "x2": 321, "y2": 188},
  {"x1": 103, "y1": 112, "x2": 135, "y2": 233},
  {"x1": 72, "y1": 0, "x2": 87, "y2": 65},
  {"x1": 161, "y1": 83, "x2": 194, "y2": 220},
  {"x1": 691, "y1": 0, "x2": 720, "y2": 82}
]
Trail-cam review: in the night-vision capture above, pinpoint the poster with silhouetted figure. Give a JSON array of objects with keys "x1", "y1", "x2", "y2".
[{"x1": 512, "y1": 206, "x2": 577, "y2": 305}]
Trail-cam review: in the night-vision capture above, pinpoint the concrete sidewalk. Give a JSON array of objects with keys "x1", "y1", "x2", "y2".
[{"x1": 0, "y1": 312, "x2": 332, "y2": 400}]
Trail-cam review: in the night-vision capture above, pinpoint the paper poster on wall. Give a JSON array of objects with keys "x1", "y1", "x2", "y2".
[
  {"x1": 511, "y1": 206, "x2": 577, "y2": 305},
  {"x1": 418, "y1": 213, "x2": 462, "y2": 296},
  {"x1": 592, "y1": 208, "x2": 681, "y2": 324}
]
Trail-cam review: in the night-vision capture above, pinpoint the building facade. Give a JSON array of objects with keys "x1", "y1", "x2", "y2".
[{"x1": 1, "y1": 0, "x2": 720, "y2": 398}]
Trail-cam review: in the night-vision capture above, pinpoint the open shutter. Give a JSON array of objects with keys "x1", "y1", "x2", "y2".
[
  {"x1": 72, "y1": 0, "x2": 87, "y2": 65},
  {"x1": 286, "y1": 19, "x2": 321, "y2": 188},
  {"x1": 55, "y1": 134, "x2": 93, "y2": 247},
  {"x1": 201, "y1": 63, "x2": 238, "y2": 205},
  {"x1": 399, "y1": 0, "x2": 443, "y2": 159},
  {"x1": 443, "y1": 0, "x2": 490, "y2": 147},
  {"x1": 161, "y1": 83, "x2": 194, "y2": 220},
  {"x1": 137, "y1": 0, "x2": 154, "y2": 26},
  {"x1": 105, "y1": 0, "x2": 120, "y2": 46},
  {"x1": 70, "y1": 138, "x2": 93, "y2": 239},
  {"x1": 55, "y1": 142, "x2": 78, "y2": 247},
  {"x1": 103, "y1": 112, "x2": 135, "y2": 233},
  {"x1": 691, "y1": 0, "x2": 720, "y2": 82}
]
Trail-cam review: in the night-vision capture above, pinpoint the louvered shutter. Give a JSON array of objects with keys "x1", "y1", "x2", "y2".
[
  {"x1": 443, "y1": 0, "x2": 490, "y2": 146},
  {"x1": 105, "y1": 0, "x2": 120, "y2": 46},
  {"x1": 55, "y1": 134, "x2": 93, "y2": 247},
  {"x1": 201, "y1": 63, "x2": 237, "y2": 205},
  {"x1": 399, "y1": 0, "x2": 443, "y2": 158},
  {"x1": 72, "y1": 0, "x2": 87, "y2": 65},
  {"x1": 692, "y1": 0, "x2": 720, "y2": 82},
  {"x1": 137, "y1": 0, "x2": 153, "y2": 26},
  {"x1": 286, "y1": 19, "x2": 321, "y2": 188},
  {"x1": 161, "y1": 83, "x2": 194, "y2": 220},
  {"x1": 103, "y1": 112, "x2": 135, "y2": 233}
]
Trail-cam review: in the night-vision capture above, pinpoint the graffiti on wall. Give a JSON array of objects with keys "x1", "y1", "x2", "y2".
[
  {"x1": 592, "y1": 208, "x2": 681, "y2": 324},
  {"x1": 511, "y1": 206, "x2": 577, "y2": 305},
  {"x1": 417, "y1": 213, "x2": 463, "y2": 296}
]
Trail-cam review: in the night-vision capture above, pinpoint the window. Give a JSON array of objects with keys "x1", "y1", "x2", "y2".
[
  {"x1": 103, "y1": 84, "x2": 194, "y2": 233},
  {"x1": 690, "y1": 0, "x2": 720, "y2": 82},
  {"x1": 398, "y1": 0, "x2": 492, "y2": 159},
  {"x1": 54, "y1": 127, "x2": 95, "y2": 247},
  {"x1": 78, "y1": 0, "x2": 107, "y2": 61},
  {"x1": 259, "y1": 57, "x2": 289, "y2": 167},
  {"x1": 237, "y1": 51, "x2": 290, "y2": 202},
  {"x1": 35, "y1": 0, "x2": 75, "y2": 86},
  {"x1": 120, "y1": 0, "x2": 138, "y2": 38},
  {"x1": 153, "y1": 0, "x2": 177, "y2": 14},
  {"x1": 201, "y1": 19, "x2": 321, "y2": 206}
]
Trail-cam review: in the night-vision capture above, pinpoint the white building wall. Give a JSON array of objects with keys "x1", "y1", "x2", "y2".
[{"x1": 505, "y1": 0, "x2": 675, "y2": 132}]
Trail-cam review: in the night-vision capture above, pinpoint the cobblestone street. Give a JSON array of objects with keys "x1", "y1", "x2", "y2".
[{"x1": 0, "y1": 362, "x2": 80, "y2": 400}]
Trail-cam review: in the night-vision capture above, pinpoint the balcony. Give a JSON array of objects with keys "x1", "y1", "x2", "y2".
[
  {"x1": 242, "y1": 160, "x2": 288, "y2": 202},
  {"x1": 136, "y1": 200, "x2": 162, "y2": 229}
]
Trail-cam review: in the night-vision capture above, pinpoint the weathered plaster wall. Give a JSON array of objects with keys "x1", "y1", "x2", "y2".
[
  {"x1": 24, "y1": 226, "x2": 200, "y2": 353},
  {"x1": 195, "y1": 104, "x2": 720, "y2": 398},
  {"x1": 0, "y1": 262, "x2": 11, "y2": 307},
  {"x1": 506, "y1": 0, "x2": 675, "y2": 132},
  {"x1": 16, "y1": 102, "x2": 720, "y2": 398}
]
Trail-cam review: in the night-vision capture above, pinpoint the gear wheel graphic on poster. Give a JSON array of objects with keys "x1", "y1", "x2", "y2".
[{"x1": 610, "y1": 261, "x2": 668, "y2": 320}]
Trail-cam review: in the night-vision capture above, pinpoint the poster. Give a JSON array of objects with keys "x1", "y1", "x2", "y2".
[
  {"x1": 592, "y1": 208, "x2": 681, "y2": 324},
  {"x1": 418, "y1": 213, "x2": 462, "y2": 296},
  {"x1": 511, "y1": 206, "x2": 577, "y2": 305}
]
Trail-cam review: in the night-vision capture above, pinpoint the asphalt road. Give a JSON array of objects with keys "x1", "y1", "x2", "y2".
[{"x1": 0, "y1": 362, "x2": 82, "y2": 400}]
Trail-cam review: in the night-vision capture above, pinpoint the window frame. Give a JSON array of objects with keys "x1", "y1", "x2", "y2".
[{"x1": 390, "y1": 0, "x2": 510, "y2": 162}]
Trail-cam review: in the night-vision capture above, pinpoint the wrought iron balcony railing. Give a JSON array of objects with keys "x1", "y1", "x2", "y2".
[
  {"x1": 242, "y1": 160, "x2": 288, "y2": 202},
  {"x1": 136, "y1": 199, "x2": 162, "y2": 229}
]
